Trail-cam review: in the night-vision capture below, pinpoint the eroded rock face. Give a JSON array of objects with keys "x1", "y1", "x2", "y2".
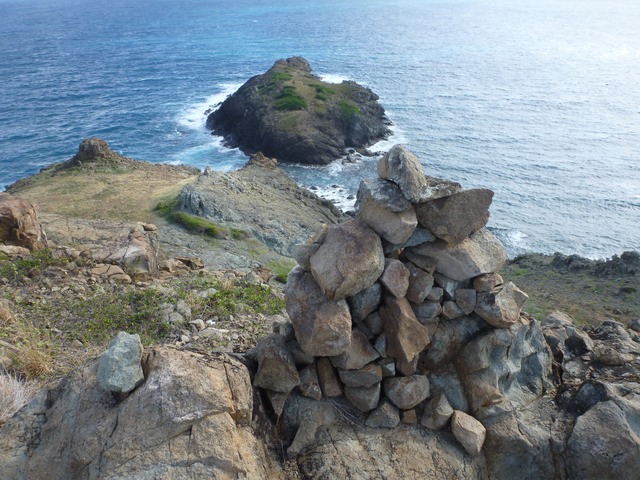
[
  {"x1": 285, "y1": 267, "x2": 352, "y2": 357},
  {"x1": 0, "y1": 193, "x2": 47, "y2": 251},
  {"x1": 0, "y1": 347, "x2": 279, "y2": 480},
  {"x1": 310, "y1": 219, "x2": 385, "y2": 300}
]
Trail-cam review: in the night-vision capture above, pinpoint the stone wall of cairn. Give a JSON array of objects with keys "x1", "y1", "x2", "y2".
[{"x1": 250, "y1": 145, "x2": 549, "y2": 456}]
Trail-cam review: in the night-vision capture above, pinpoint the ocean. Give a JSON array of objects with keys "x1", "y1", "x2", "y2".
[{"x1": 1, "y1": 0, "x2": 638, "y2": 258}]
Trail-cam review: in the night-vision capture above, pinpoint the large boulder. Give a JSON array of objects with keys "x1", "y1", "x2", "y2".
[
  {"x1": 285, "y1": 267, "x2": 352, "y2": 357},
  {"x1": 0, "y1": 193, "x2": 47, "y2": 251},
  {"x1": 405, "y1": 228, "x2": 507, "y2": 281},
  {"x1": 0, "y1": 347, "x2": 279, "y2": 479},
  {"x1": 414, "y1": 189, "x2": 493, "y2": 245},
  {"x1": 309, "y1": 219, "x2": 385, "y2": 300},
  {"x1": 207, "y1": 57, "x2": 391, "y2": 165}
]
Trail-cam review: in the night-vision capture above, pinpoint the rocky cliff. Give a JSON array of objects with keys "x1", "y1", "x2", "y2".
[{"x1": 207, "y1": 57, "x2": 391, "y2": 165}]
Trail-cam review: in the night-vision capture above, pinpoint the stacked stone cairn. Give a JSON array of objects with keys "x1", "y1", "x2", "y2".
[{"x1": 250, "y1": 145, "x2": 546, "y2": 457}]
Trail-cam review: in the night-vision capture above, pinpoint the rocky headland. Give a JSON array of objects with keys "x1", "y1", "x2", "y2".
[
  {"x1": 1, "y1": 139, "x2": 638, "y2": 477},
  {"x1": 207, "y1": 57, "x2": 392, "y2": 165}
]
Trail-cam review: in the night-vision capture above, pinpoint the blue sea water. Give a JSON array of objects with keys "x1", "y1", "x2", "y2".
[{"x1": 1, "y1": 0, "x2": 639, "y2": 258}]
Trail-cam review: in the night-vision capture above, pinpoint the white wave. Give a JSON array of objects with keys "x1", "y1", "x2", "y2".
[
  {"x1": 310, "y1": 184, "x2": 357, "y2": 212},
  {"x1": 370, "y1": 122, "x2": 407, "y2": 153},
  {"x1": 319, "y1": 73, "x2": 349, "y2": 84},
  {"x1": 175, "y1": 83, "x2": 242, "y2": 132}
]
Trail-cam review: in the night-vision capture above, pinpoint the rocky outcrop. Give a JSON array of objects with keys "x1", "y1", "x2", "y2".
[
  {"x1": 207, "y1": 57, "x2": 391, "y2": 165},
  {"x1": 178, "y1": 153, "x2": 343, "y2": 255},
  {"x1": 0, "y1": 193, "x2": 47, "y2": 251}
]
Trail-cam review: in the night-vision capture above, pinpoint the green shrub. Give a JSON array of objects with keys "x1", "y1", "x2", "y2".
[
  {"x1": 275, "y1": 85, "x2": 307, "y2": 111},
  {"x1": 338, "y1": 100, "x2": 360, "y2": 120},
  {"x1": 313, "y1": 84, "x2": 336, "y2": 101},
  {"x1": 272, "y1": 71, "x2": 293, "y2": 82},
  {"x1": 171, "y1": 211, "x2": 228, "y2": 239},
  {"x1": 0, "y1": 249, "x2": 66, "y2": 282}
]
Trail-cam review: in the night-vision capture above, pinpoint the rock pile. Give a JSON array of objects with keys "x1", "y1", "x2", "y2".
[{"x1": 250, "y1": 144, "x2": 550, "y2": 456}]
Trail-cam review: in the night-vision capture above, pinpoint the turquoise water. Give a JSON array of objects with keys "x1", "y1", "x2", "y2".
[{"x1": 1, "y1": 0, "x2": 638, "y2": 258}]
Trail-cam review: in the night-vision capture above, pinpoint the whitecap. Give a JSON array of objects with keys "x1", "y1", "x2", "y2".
[
  {"x1": 175, "y1": 83, "x2": 242, "y2": 132},
  {"x1": 319, "y1": 73, "x2": 349, "y2": 84}
]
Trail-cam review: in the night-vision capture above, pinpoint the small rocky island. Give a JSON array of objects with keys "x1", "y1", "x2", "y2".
[{"x1": 206, "y1": 57, "x2": 392, "y2": 165}]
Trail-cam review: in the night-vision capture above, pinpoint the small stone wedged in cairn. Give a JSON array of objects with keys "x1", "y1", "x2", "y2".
[
  {"x1": 285, "y1": 266, "x2": 352, "y2": 357},
  {"x1": 309, "y1": 218, "x2": 385, "y2": 300},
  {"x1": 292, "y1": 224, "x2": 328, "y2": 271},
  {"x1": 473, "y1": 272, "x2": 504, "y2": 293},
  {"x1": 455, "y1": 288, "x2": 477, "y2": 315},
  {"x1": 383, "y1": 375, "x2": 430, "y2": 410},
  {"x1": 380, "y1": 258, "x2": 410, "y2": 298},
  {"x1": 451, "y1": 410, "x2": 486, "y2": 456},
  {"x1": 356, "y1": 178, "x2": 418, "y2": 245},
  {"x1": 380, "y1": 295, "x2": 430, "y2": 376},
  {"x1": 404, "y1": 262, "x2": 435, "y2": 304},
  {"x1": 348, "y1": 282, "x2": 382, "y2": 322},
  {"x1": 422, "y1": 392, "x2": 454, "y2": 430},
  {"x1": 338, "y1": 364, "x2": 383, "y2": 388},
  {"x1": 330, "y1": 328, "x2": 380, "y2": 370},
  {"x1": 365, "y1": 398, "x2": 400, "y2": 428},
  {"x1": 345, "y1": 382, "x2": 381, "y2": 413},
  {"x1": 383, "y1": 226, "x2": 436, "y2": 254},
  {"x1": 414, "y1": 188, "x2": 494, "y2": 245},
  {"x1": 251, "y1": 334, "x2": 300, "y2": 393},
  {"x1": 316, "y1": 357, "x2": 343, "y2": 398},
  {"x1": 299, "y1": 364, "x2": 322, "y2": 400}
]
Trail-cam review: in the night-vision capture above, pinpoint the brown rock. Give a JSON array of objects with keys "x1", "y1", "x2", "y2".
[
  {"x1": 299, "y1": 364, "x2": 322, "y2": 401},
  {"x1": 344, "y1": 382, "x2": 381, "y2": 413},
  {"x1": 285, "y1": 267, "x2": 352, "y2": 357},
  {"x1": 442, "y1": 301, "x2": 465, "y2": 320},
  {"x1": 316, "y1": 357, "x2": 343, "y2": 398},
  {"x1": 0, "y1": 193, "x2": 47, "y2": 250},
  {"x1": 380, "y1": 258, "x2": 410, "y2": 298},
  {"x1": 415, "y1": 189, "x2": 493, "y2": 245},
  {"x1": 383, "y1": 375, "x2": 430, "y2": 409},
  {"x1": 455, "y1": 288, "x2": 477, "y2": 315},
  {"x1": 421, "y1": 392, "x2": 454, "y2": 430},
  {"x1": 451, "y1": 410, "x2": 486, "y2": 456},
  {"x1": 338, "y1": 364, "x2": 382, "y2": 388},
  {"x1": 475, "y1": 282, "x2": 529, "y2": 328},
  {"x1": 473, "y1": 272, "x2": 504, "y2": 292},
  {"x1": 381, "y1": 296, "x2": 430, "y2": 375},
  {"x1": 310, "y1": 219, "x2": 385, "y2": 300},
  {"x1": 330, "y1": 329, "x2": 380, "y2": 370},
  {"x1": 252, "y1": 334, "x2": 300, "y2": 393},
  {"x1": 405, "y1": 262, "x2": 435, "y2": 304}
]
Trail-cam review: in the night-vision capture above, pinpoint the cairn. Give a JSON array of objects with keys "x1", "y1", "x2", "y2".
[{"x1": 250, "y1": 145, "x2": 546, "y2": 456}]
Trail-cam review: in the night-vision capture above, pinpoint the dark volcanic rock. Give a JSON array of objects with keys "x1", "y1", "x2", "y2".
[{"x1": 206, "y1": 57, "x2": 391, "y2": 165}]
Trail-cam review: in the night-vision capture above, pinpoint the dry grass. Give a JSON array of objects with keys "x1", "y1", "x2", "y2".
[{"x1": 0, "y1": 371, "x2": 40, "y2": 425}]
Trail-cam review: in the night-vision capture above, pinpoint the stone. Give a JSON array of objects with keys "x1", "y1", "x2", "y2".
[
  {"x1": 629, "y1": 318, "x2": 640, "y2": 332},
  {"x1": 384, "y1": 226, "x2": 436, "y2": 254},
  {"x1": 292, "y1": 224, "x2": 328, "y2": 271},
  {"x1": 566, "y1": 400, "x2": 640, "y2": 479},
  {"x1": 405, "y1": 262, "x2": 434, "y2": 304},
  {"x1": 425, "y1": 315, "x2": 488, "y2": 368},
  {"x1": 338, "y1": 364, "x2": 382, "y2": 388},
  {"x1": 97, "y1": 331, "x2": 144, "y2": 393},
  {"x1": 442, "y1": 301, "x2": 465, "y2": 320},
  {"x1": 427, "y1": 286, "x2": 444, "y2": 302},
  {"x1": 103, "y1": 228, "x2": 159, "y2": 280},
  {"x1": 356, "y1": 178, "x2": 411, "y2": 212},
  {"x1": 403, "y1": 249, "x2": 438, "y2": 273},
  {"x1": 373, "y1": 333, "x2": 387, "y2": 357},
  {"x1": 380, "y1": 296, "x2": 430, "y2": 376},
  {"x1": 0, "y1": 193, "x2": 47, "y2": 250},
  {"x1": 414, "y1": 189, "x2": 493, "y2": 245},
  {"x1": 421, "y1": 392, "x2": 454, "y2": 430},
  {"x1": 475, "y1": 282, "x2": 528, "y2": 328},
  {"x1": 401, "y1": 409, "x2": 418, "y2": 424},
  {"x1": 455, "y1": 288, "x2": 477, "y2": 315},
  {"x1": 451, "y1": 410, "x2": 486, "y2": 456},
  {"x1": 285, "y1": 267, "x2": 352, "y2": 357},
  {"x1": 378, "y1": 358, "x2": 396, "y2": 377},
  {"x1": 541, "y1": 311, "x2": 594, "y2": 360},
  {"x1": 364, "y1": 311, "x2": 384, "y2": 336},
  {"x1": 365, "y1": 399, "x2": 400, "y2": 428},
  {"x1": 411, "y1": 301, "x2": 443, "y2": 323},
  {"x1": 252, "y1": 334, "x2": 300, "y2": 393},
  {"x1": 310, "y1": 219, "x2": 385, "y2": 300},
  {"x1": 356, "y1": 178, "x2": 418, "y2": 245},
  {"x1": 286, "y1": 340, "x2": 315, "y2": 367},
  {"x1": 316, "y1": 357, "x2": 343, "y2": 397},
  {"x1": 265, "y1": 389, "x2": 289, "y2": 417},
  {"x1": 330, "y1": 329, "x2": 380, "y2": 370},
  {"x1": 378, "y1": 145, "x2": 462, "y2": 202},
  {"x1": 406, "y1": 228, "x2": 507, "y2": 281},
  {"x1": 383, "y1": 375, "x2": 430, "y2": 410},
  {"x1": 434, "y1": 273, "x2": 464, "y2": 300},
  {"x1": 380, "y1": 258, "x2": 410, "y2": 298},
  {"x1": 299, "y1": 364, "x2": 322, "y2": 400},
  {"x1": 473, "y1": 272, "x2": 504, "y2": 292},
  {"x1": 344, "y1": 382, "x2": 381, "y2": 413},
  {"x1": 348, "y1": 282, "x2": 382, "y2": 322}
]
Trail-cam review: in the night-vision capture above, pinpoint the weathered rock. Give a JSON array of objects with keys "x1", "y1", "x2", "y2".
[
  {"x1": 283, "y1": 394, "x2": 338, "y2": 457},
  {"x1": 287, "y1": 340, "x2": 315, "y2": 367},
  {"x1": 330, "y1": 329, "x2": 380, "y2": 370},
  {"x1": 425, "y1": 315, "x2": 488, "y2": 368},
  {"x1": 405, "y1": 262, "x2": 435, "y2": 304},
  {"x1": 365, "y1": 399, "x2": 400, "y2": 428},
  {"x1": 380, "y1": 258, "x2": 410, "y2": 298},
  {"x1": 383, "y1": 375, "x2": 430, "y2": 410},
  {"x1": 589, "y1": 320, "x2": 640, "y2": 366},
  {"x1": 356, "y1": 178, "x2": 411, "y2": 213},
  {"x1": 384, "y1": 226, "x2": 436, "y2": 254},
  {"x1": 414, "y1": 189, "x2": 493, "y2": 245},
  {"x1": 373, "y1": 333, "x2": 387, "y2": 357},
  {"x1": 380, "y1": 296, "x2": 430, "y2": 375},
  {"x1": 475, "y1": 282, "x2": 528, "y2": 328},
  {"x1": 427, "y1": 286, "x2": 444, "y2": 302},
  {"x1": 102, "y1": 226, "x2": 159, "y2": 279},
  {"x1": 451, "y1": 410, "x2": 486, "y2": 456},
  {"x1": 378, "y1": 145, "x2": 462, "y2": 203},
  {"x1": 541, "y1": 310, "x2": 594, "y2": 361},
  {"x1": 265, "y1": 389, "x2": 289, "y2": 417},
  {"x1": 298, "y1": 364, "x2": 322, "y2": 401},
  {"x1": 566, "y1": 400, "x2": 640, "y2": 479},
  {"x1": 455, "y1": 288, "x2": 477, "y2": 315},
  {"x1": 285, "y1": 267, "x2": 352, "y2": 357},
  {"x1": 442, "y1": 301, "x2": 465, "y2": 320},
  {"x1": 348, "y1": 282, "x2": 382, "y2": 323},
  {"x1": 292, "y1": 224, "x2": 328, "y2": 271},
  {"x1": 97, "y1": 331, "x2": 144, "y2": 393},
  {"x1": 344, "y1": 382, "x2": 381, "y2": 413},
  {"x1": 402, "y1": 409, "x2": 418, "y2": 425},
  {"x1": 421, "y1": 392, "x2": 454, "y2": 430},
  {"x1": 406, "y1": 228, "x2": 506, "y2": 281},
  {"x1": 356, "y1": 178, "x2": 417, "y2": 244},
  {"x1": 456, "y1": 319, "x2": 552, "y2": 417},
  {"x1": 316, "y1": 357, "x2": 343, "y2": 398},
  {"x1": 412, "y1": 301, "x2": 443, "y2": 323},
  {"x1": 310, "y1": 219, "x2": 385, "y2": 300},
  {"x1": 0, "y1": 348, "x2": 277, "y2": 479},
  {"x1": 0, "y1": 193, "x2": 47, "y2": 250},
  {"x1": 339, "y1": 364, "x2": 383, "y2": 388},
  {"x1": 252, "y1": 334, "x2": 300, "y2": 393},
  {"x1": 473, "y1": 272, "x2": 503, "y2": 292},
  {"x1": 434, "y1": 273, "x2": 463, "y2": 300}
]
